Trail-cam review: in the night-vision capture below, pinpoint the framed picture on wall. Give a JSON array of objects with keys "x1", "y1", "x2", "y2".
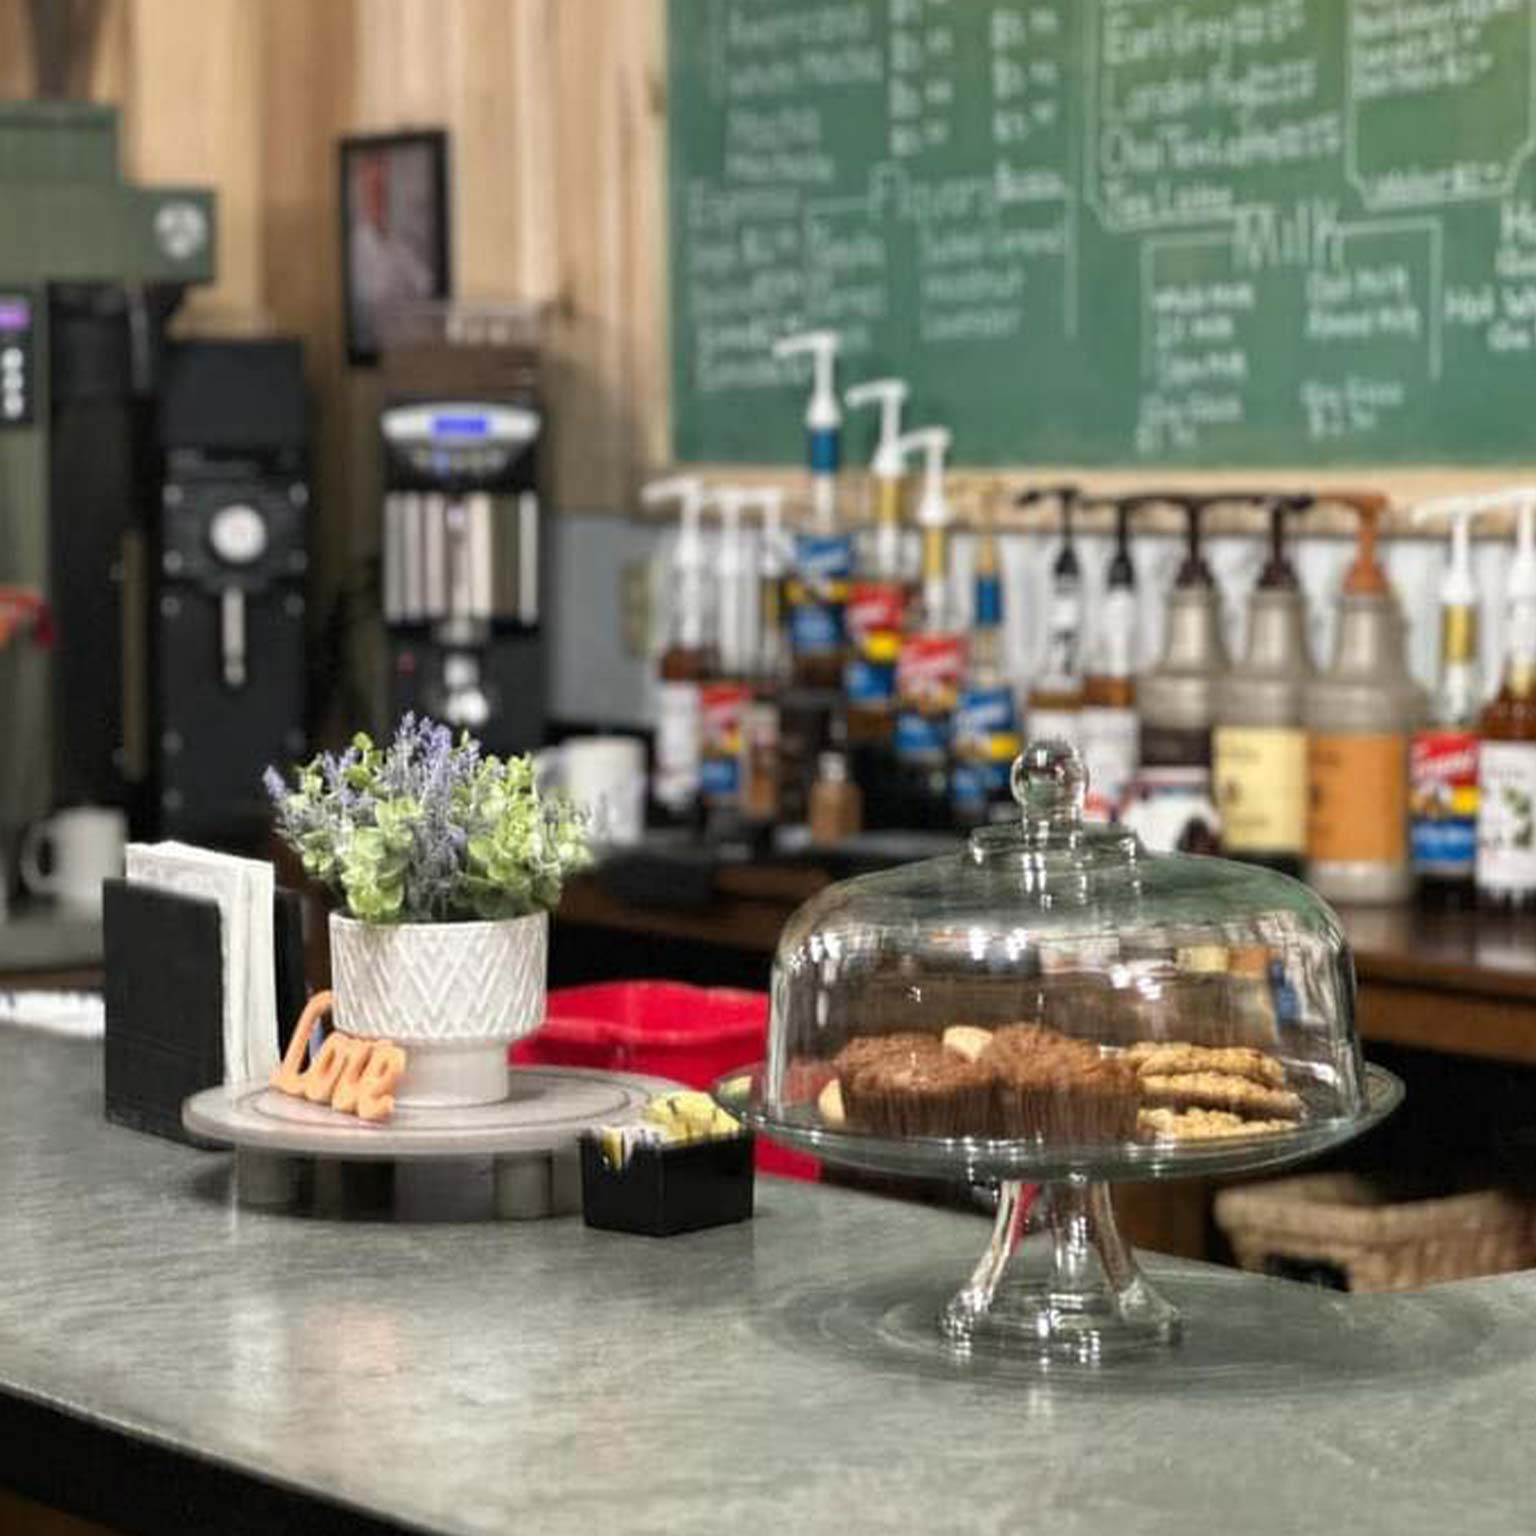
[{"x1": 339, "y1": 129, "x2": 450, "y2": 366}]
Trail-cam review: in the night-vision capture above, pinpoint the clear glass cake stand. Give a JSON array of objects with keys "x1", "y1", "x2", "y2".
[{"x1": 714, "y1": 1063, "x2": 1403, "y2": 1365}]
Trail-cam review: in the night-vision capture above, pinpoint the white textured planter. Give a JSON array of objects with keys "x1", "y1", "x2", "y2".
[{"x1": 328, "y1": 911, "x2": 548, "y2": 1108}]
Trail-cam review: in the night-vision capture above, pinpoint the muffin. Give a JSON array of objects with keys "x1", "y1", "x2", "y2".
[
  {"x1": 835, "y1": 1034, "x2": 996, "y2": 1138},
  {"x1": 833, "y1": 1032, "x2": 945, "y2": 1079},
  {"x1": 984, "y1": 1026, "x2": 1140, "y2": 1144}
]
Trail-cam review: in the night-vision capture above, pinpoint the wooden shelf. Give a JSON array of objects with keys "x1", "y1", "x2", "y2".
[{"x1": 558, "y1": 867, "x2": 1536, "y2": 1067}]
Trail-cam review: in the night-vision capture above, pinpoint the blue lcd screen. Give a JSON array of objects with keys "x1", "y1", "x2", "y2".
[{"x1": 432, "y1": 414, "x2": 489, "y2": 437}]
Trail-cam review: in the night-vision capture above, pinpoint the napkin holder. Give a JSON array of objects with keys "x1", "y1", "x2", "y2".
[{"x1": 102, "y1": 878, "x2": 306, "y2": 1146}]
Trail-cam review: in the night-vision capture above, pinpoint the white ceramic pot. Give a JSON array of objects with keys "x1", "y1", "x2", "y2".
[{"x1": 328, "y1": 911, "x2": 548, "y2": 1108}]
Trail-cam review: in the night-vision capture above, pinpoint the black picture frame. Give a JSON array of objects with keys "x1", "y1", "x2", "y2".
[{"x1": 338, "y1": 129, "x2": 451, "y2": 367}]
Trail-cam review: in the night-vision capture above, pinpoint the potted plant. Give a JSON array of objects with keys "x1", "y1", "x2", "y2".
[{"x1": 266, "y1": 715, "x2": 589, "y2": 1108}]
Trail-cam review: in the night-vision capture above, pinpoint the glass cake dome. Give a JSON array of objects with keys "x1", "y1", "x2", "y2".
[{"x1": 716, "y1": 741, "x2": 1402, "y2": 1363}]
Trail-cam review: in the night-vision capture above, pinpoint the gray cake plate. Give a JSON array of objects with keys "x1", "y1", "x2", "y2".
[{"x1": 183, "y1": 1065, "x2": 678, "y2": 1221}]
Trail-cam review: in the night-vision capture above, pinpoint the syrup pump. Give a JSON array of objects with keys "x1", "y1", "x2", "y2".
[
  {"x1": 1303, "y1": 492, "x2": 1423, "y2": 904},
  {"x1": 1212, "y1": 494, "x2": 1314, "y2": 875}
]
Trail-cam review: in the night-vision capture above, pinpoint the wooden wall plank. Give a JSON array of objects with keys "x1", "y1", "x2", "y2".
[
  {"x1": 623, "y1": 0, "x2": 670, "y2": 478},
  {"x1": 121, "y1": 0, "x2": 266, "y2": 330},
  {"x1": 0, "y1": 0, "x2": 33, "y2": 97}
]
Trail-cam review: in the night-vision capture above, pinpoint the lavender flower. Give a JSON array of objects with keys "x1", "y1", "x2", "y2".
[{"x1": 265, "y1": 717, "x2": 589, "y2": 923}]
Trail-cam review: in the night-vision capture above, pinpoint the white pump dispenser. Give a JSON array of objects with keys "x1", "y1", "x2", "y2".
[
  {"x1": 709, "y1": 485, "x2": 755, "y2": 677},
  {"x1": 1412, "y1": 490, "x2": 1496, "y2": 726},
  {"x1": 773, "y1": 330, "x2": 842, "y2": 528},
  {"x1": 750, "y1": 484, "x2": 788, "y2": 581},
  {"x1": 894, "y1": 426, "x2": 954, "y2": 629},
  {"x1": 846, "y1": 378, "x2": 908, "y2": 478},
  {"x1": 895, "y1": 427, "x2": 952, "y2": 527},
  {"x1": 642, "y1": 475, "x2": 708, "y2": 649},
  {"x1": 1504, "y1": 488, "x2": 1536, "y2": 645},
  {"x1": 846, "y1": 377, "x2": 910, "y2": 580}
]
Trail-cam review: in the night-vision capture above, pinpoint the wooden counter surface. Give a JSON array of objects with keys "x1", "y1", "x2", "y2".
[{"x1": 558, "y1": 867, "x2": 1536, "y2": 1066}]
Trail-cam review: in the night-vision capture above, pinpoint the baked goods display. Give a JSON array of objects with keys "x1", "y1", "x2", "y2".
[
  {"x1": 814, "y1": 1025, "x2": 1301, "y2": 1146},
  {"x1": 738, "y1": 742, "x2": 1399, "y2": 1360},
  {"x1": 750, "y1": 740, "x2": 1381, "y2": 1167}
]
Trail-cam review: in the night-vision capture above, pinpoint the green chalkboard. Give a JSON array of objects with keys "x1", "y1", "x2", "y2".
[{"x1": 668, "y1": 0, "x2": 1536, "y2": 468}]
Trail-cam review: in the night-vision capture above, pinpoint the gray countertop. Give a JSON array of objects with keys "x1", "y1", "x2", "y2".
[{"x1": 3, "y1": 1026, "x2": 1535, "y2": 1535}]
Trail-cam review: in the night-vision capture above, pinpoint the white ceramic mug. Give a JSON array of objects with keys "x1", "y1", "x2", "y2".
[
  {"x1": 537, "y1": 736, "x2": 646, "y2": 846},
  {"x1": 20, "y1": 806, "x2": 127, "y2": 913}
]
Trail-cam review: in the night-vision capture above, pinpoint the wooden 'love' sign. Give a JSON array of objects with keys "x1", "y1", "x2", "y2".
[{"x1": 270, "y1": 990, "x2": 406, "y2": 1123}]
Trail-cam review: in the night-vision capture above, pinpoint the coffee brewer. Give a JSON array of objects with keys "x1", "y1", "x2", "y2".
[
  {"x1": 379, "y1": 305, "x2": 545, "y2": 755},
  {"x1": 155, "y1": 339, "x2": 309, "y2": 848},
  {"x1": 0, "y1": 102, "x2": 216, "y2": 869}
]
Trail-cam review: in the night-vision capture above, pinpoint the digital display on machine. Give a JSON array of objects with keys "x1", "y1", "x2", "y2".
[
  {"x1": 432, "y1": 413, "x2": 489, "y2": 438},
  {"x1": 0, "y1": 296, "x2": 31, "y2": 332}
]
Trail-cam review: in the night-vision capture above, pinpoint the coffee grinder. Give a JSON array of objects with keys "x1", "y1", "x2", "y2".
[{"x1": 379, "y1": 304, "x2": 545, "y2": 754}]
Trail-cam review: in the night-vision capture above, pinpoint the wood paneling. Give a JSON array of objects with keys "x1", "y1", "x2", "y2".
[
  {"x1": 0, "y1": 2, "x2": 32, "y2": 97},
  {"x1": 0, "y1": 0, "x2": 671, "y2": 727},
  {"x1": 121, "y1": 0, "x2": 267, "y2": 329}
]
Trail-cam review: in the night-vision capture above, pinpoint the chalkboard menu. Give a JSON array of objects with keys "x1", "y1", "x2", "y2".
[{"x1": 668, "y1": 0, "x2": 1536, "y2": 468}]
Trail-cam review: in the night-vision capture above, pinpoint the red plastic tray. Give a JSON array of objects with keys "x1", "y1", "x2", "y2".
[{"x1": 512, "y1": 980, "x2": 819, "y2": 1181}]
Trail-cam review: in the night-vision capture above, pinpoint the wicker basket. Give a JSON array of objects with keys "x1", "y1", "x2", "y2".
[{"x1": 1214, "y1": 1173, "x2": 1536, "y2": 1292}]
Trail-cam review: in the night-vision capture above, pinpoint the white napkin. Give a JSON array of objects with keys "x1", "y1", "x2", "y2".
[{"x1": 124, "y1": 842, "x2": 277, "y2": 1084}]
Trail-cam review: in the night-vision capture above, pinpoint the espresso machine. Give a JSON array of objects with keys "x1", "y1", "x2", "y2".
[
  {"x1": 0, "y1": 101, "x2": 215, "y2": 874},
  {"x1": 379, "y1": 305, "x2": 545, "y2": 754}
]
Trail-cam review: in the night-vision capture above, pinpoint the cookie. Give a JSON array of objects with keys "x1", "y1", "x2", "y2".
[
  {"x1": 1138, "y1": 1106, "x2": 1295, "y2": 1141},
  {"x1": 817, "y1": 1078, "x2": 846, "y2": 1128},
  {"x1": 1139, "y1": 1070, "x2": 1302, "y2": 1121},
  {"x1": 942, "y1": 1025, "x2": 993, "y2": 1063},
  {"x1": 1124, "y1": 1041, "x2": 1286, "y2": 1089}
]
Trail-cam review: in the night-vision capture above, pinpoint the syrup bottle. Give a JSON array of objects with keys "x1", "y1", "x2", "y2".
[
  {"x1": 743, "y1": 487, "x2": 788, "y2": 826},
  {"x1": 1124, "y1": 494, "x2": 1227, "y2": 855},
  {"x1": 843, "y1": 377, "x2": 911, "y2": 748},
  {"x1": 1018, "y1": 484, "x2": 1083, "y2": 746},
  {"x1": 641, "y1": 476, "x2": 713, "y2": 828},
  {"x1": 1303, "y1": 492, "x2": 1423, "y2": 905},
  {"x1": 1212, "y1": 495, "x2": 1313, "y2": 876},
  {"x1": 1408, "y1": 492, "x2": 1489, "y2": 907},
  {"x1": 773, "y1": 330, "x2": 850, "y2": 692},
  {"x1": 952, "y1": 488, "x2": 1021, "y2": 827},
  {"x1": 1476, "y1": 488, "x2": 1536, "y2": 911},
  {"x1": 891, "y1": 427, "x2": 965, "y2": 826},
  {"x1": 1079, "y1": 497, "x2": 1140, "y2": 822}
]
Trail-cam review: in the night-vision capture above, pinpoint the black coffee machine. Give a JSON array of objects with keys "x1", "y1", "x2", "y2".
[
  {"x1": 155, "y1": 339, "x2": 309, "y2": 848},
  {"x1": 379, "y1": 305, "x2": 545, "y2": 755}
]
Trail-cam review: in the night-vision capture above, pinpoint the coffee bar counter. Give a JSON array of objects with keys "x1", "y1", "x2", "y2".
[
  {"x1": 557, "y1": 863, "x2": 1536, "y2": 1068},
  {"x1": 0, "y1": 904, "x2": 104, "y2": 991},
  {"x1": 0, "y1": 1027, "x2": 1533, "y2": 1535}
]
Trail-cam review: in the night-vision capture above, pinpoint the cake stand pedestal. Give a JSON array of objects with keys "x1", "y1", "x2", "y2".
[
  {"x1": 715, "y1": 1061, "x2": 1403, "y2": 1368},
  {"x1": 941, "y1": 1177, "x2": 1180, "y2": 1360}
]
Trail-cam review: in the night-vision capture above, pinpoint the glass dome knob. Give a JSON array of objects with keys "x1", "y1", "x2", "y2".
[{"x1": 1011, "y1": 738, "x2": 1087, "y2": 827}]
